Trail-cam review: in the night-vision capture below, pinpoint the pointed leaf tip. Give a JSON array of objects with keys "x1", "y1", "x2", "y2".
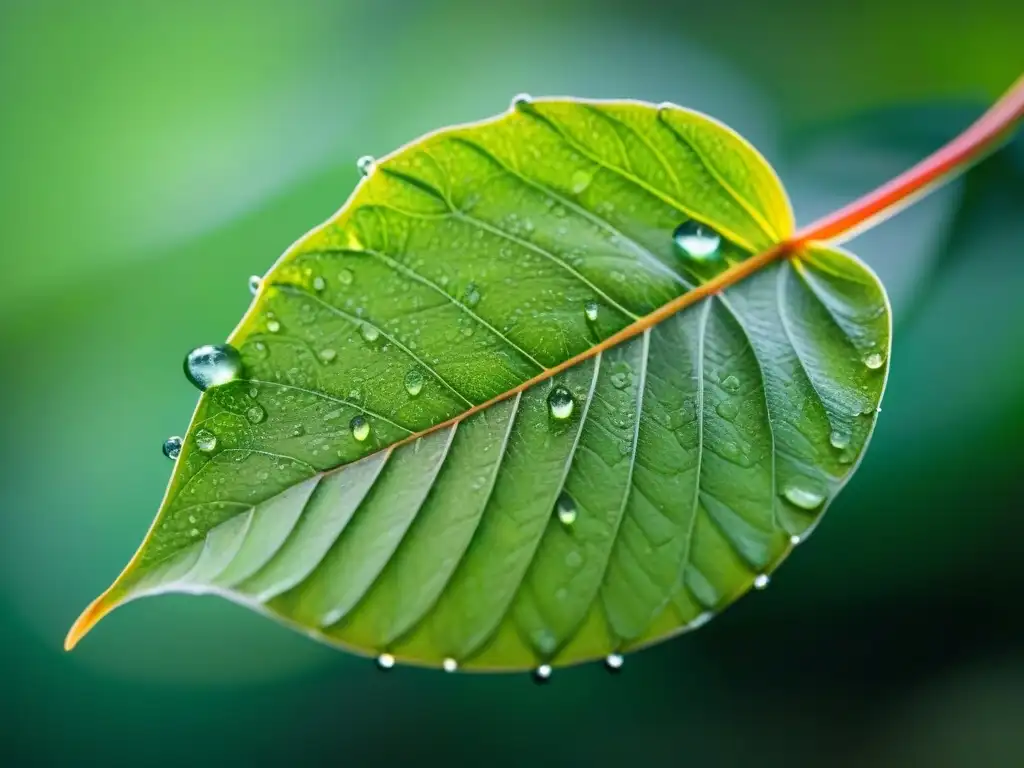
[{"x1": 65, "y1": 591, "x2": 119, "y2": 651}]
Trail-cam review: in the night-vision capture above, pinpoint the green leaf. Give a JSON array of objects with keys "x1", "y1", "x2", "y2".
[{"x1": 68, "y1": 97, "x2": 891, "y2": 671}]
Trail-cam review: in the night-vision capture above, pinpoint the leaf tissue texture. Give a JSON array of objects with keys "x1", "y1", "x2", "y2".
[{"x1": 69, "y1": 98, "x2": 891, "y2": 671}]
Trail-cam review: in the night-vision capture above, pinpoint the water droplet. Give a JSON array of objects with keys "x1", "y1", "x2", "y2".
[
  {"x1": 610, "y1": 368, "x2": 633, "y2": 390},
  {"x1": 782, "y1": 479, "x2": 826, "y2": 510},
  {"x1": 360, "y1": 323, "x2": 380, "y2": 343},
  {"x1": 376, "y1": 653, "x2": 395, "y2": 670},
  {"x1": 442, "y1": 658, "x2": 458, "y2": 673},
  {"x1": 319, "y1": 348, "x2": 337, "y2": 364},
  {"x1": 584, "y1": 301, "x2": 599, "y2": 322},
  {"x1": 338, "y1": 268, "x2": 354, "y2": 286},
  {"x1": 267, "y1": 319, "x2": 281, "y2": 333},
  {"x1": 532, "y1": 664, "x2": 552, "y2": 684},
  {"x1": 312, "y1": 276, "x2": 326, "y2": 292},
  {"x1": 357, "y1": 155, "x2": 376, "y2": 176},
  {"x1": 404, "y1": 368, "x2": 424, "y2": 396},
  {"x1": 555, "y1": 493, "x2": 577, "y2": 526},
  {"x1": 829, "y1": 430, "x2": 850, "y2": 450},
  {"x1": 548, "y1": 386, "x2": 575, "y2": 420},
  {"x1": 183, "y1": 344, "x2": 243, "y2": 391},
  {"x1": 190, "y1": 527, "x2": 201, "y2": 538},
  {"x1": 194, "y1": 429, "x2": 217, "y2": 453},
  {"x1": 604, "y1": 653, "x2": 624, "y2": 673},
  {"x1": 350, "y1": 415, "x2": 370, "y2": 442},
  {"x1": 790, "y1": 534, "x2": 802, "y2": 545},
  {"x1": 571, "y1": 169, "x2": 593, "y2": 194},
  {"x1": 715, "y1": 401, "x2": 739, "y2": 421},
  {"x1": 673, "y1": 220, "x2": 721, "y2": 260},
  {"x1": 248, "y1": 387, "x2": 259, "y2": 398},
  {"x1": 464, "y1": 283, "x2": 481, "y2": 308},
  {"x1": 248, "y1": 275, "x2": 261, "y2": 295},
  {"x1": 753, "y1": 574, "x2": 770, "y2": 590},
  {"x1": 721, "y1": 374, "x2": 740, "y2": 393},
  {"x1": 162, "y1": 436, "x2": 183, "y2": 460},
  {"x1": 863, "y1": 352, "x2": 885, "y2": 369},
  {"x1": 245, "y1": 404, "x2": 266, "y2": 424},
  {"x1": 565, "y1": 550, "x2": 583, "y2": 568},
  {"x1": 689, "y1": 611, "x2": 714, "y2": 629},
  {"x1": 291, "y1": 425, "x2": 306, "y2": 437},
  {"x1": 511, "y1": 93, "x2": 532, "y2": 109}
]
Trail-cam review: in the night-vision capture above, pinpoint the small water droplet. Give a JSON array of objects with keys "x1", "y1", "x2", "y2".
[
  {"x1": 584, "y1": 301, "x2": 599, "y2": 322},
  {"x1": 673, "y1": 220, "x2": 722, "y2": 260},
  {"x1": 245, "y1": 404, "x2": 266, "y2": 424},
  {"x1": 511, "y1": 92, "x2": 532, "y2": 109},
  {"x1": 248, "y1": 387, "x2": 259, "y2": 398},
  {"x1": 570, "y1": 169, "x2": 593, "y2": 194},
  {"x1": 338, "y1": 268, "x2": 354, "y2": 286},
  {"x1": 183, "y1": 344, "x2": 243, "y2": 391},
  {"x1": 291, "y1": 424, "x2": 306, "y2": 437},
  {"x1": 312, "y1": 276, "x2": 326, "y2": 292},
  {"x1": 689, "y1": 611, "x2": 714, "y2": 629},
  {"x1": 248, "y1": 275, "x2": 261, "y2": 295},
  {"x1": 162, "y1": 436, "x2": 183, "y2": 460},
  {"x1": 442, "y1": 658, "x2": 458, "y2": 673},
  {"x1": 715, "y1": 401, "x2": 739, "y2": 421},
  {"x1": 565, "y1": 550, "x2": 583, "y2": 568},
  {"x1": 829, "y1": 430, "x2": 850, "y2": 450},
  {"x1": 863, "y1": 352, "x2": 885, "y2": 369},
  {"x1": 790, "y1": 534, "x2": 802, "y2": 545},
  {"x1": 195, "y1": 429, "x2": 218, "y2": 453},
  {"x1": 350, "y1": 415, "x2": 370, "y2": 442},
  {"x1": 464, "y1": 282, "x2": 481, "y2": 308},
  {"x1": 357, "y1": 155, "x2": 376, "y2": 176},
  {"x1": 555, "y1": 493, "x2": 577, "y2": 526},
  {"x1": 782, "y1": 479, "x2": 826, "y2": 510},
  {"x1": 721, "y1": 374, "x2": 740, "y2": 393},
  {"x1": 532, "y1": 664, "x2": 552, "y2": 684},
  {"x1": 753, "y1": 574, "x2": 770, "y2": 589},
  {"x1": 604, "y1": 653, "x2": 624, "y2": 673},
  {"x1": 548, "y1": 386, "x2": 575, "y2": 420},
  {"x1": 267, "y1": 319, "x2": 281, "y2": 333},
  {"x1": 319, "y1": 348, "x2": 337, "y2": 364},
  {"x1": 376, "y1": 653, "x2": 395, "y2": 670},
  {"x1": 404, "y1": 368, "x2": 424, "y2": 396},
  {"x1": 361, "y1": 323, "x2": 380, "y2": 343},
  {"x1": 190, "y1": 527, "x2": 201, "y2": 538}
]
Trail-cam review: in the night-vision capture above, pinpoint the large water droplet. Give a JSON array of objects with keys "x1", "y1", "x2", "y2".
[
  {"x1": 376, "y1": 653, "x2": 395, "y2": 670},
  {"x1": 604, "y1": 653, "x2": 624, "y2": 673},
  {"x1": 312, "y1": 276, "x2": 326, "y2": 292},
  {"x1": 511, "y1": 93, "x2": 532, "y2": 109},
  {"x1": 673, "y1": 221, "x2": 721, "y2": 260},
  {"x1": 571, "y1": 169, "x2": 593, "y2": 194},
  {"x1": 584, "y1": 301, "x2": 599, "y2": 322},
  {"x1": 361, "y1": 323, "x2": 380, "y2": 343},
  {"x1": 715, "y1": 401, "x2": 739, "y2": 421},
  {"x1": 532, "y1": 664, "x2": 552, "y2": 684},
  {"x1": 162, "y1": 436, "x2": 183, "y2": 460},
  {"x1": 548, "y1": 386, "x2": 575, "y2": 420},
  {"x1": 338, "y1": 268, "x2": 354, "y2": 286},
  {"x1": 753, "y1": 574, "x2": 770, "y2": 590},
  {"x1": 463, "y1": 282, "x2": 481, "y2": 308},
  {"x1": 404, "y1": 368, "x2": 424, "y2": 397},
  {"x1": 863, "y1": 352, "x2": 885, "y2": 370},
  {"x1": 357, "y1": 155, "x2": 376, "y2": 177},
  {"x1": 442, "y1": 658, "x2": 458, "y2": 673},
  {"x1": 789, "y1": 534, "x2": 802, "y2": 545},
  {"x1": 246, "y1": 404, "x2": 266, "y2": 424},
  {"x1": 721, "y1": 374, "x2": 740, "y2": 393},
  {"x1": 267, "y1": 319, "x2": 281, "y2": 333},
  {"x1": 248, "y1": 275, "x2": 262, "y2": 295},
  {"x1": 782, "y1": 479, "x2": 826, "y2": 510},
  {"x1": 555, "y1": 493, "x2": 577, "y2": 526},
  {"x1": 350, "y1": 415, "x2": 370, "y2": 442},
  {"x1": 829, "y1": 430, "x2": 850, "y2": 450},
  {"x1": 194, "y1": 428, "x2": 218, "y2": 453},
  {"x1": 319, "y1": 348, "x2": 337, "y2": 364},
  {"x1": 183, "y1": 344, "x2": 243, "y2": 391}
]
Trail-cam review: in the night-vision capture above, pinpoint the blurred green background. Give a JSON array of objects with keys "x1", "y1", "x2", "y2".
[{"x1": 2, "y1": 0, "x2": 1022, "y2": 765}]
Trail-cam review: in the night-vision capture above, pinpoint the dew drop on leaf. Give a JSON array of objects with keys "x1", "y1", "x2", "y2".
[
  {"x1": 464, "y1": 282, "x2": 481, "y2": 308},
  {"x1": 350, "y1": 415, "x2": 370, "y2": 442},
  {"x1": 548, "y1": 386, "x2": 575, "y2": 420},
  {"x1": 338, "y1": 268, "x2": 354, "y2": 286},
  {"x1": 753, "y1": 574, "x2": 770, "y2": 590},
  {"x1": 267, "y1": 319, "x2": 281, "y2": 333},
  {"x1": 194, "y1": 429, "x2": 218, "y2": 453},
  {"x1": 570, "y1": 169, "x2": 593, "y2": 194},
  {"x1": 715, "y1": 400, "x2": 739, "y2": 421},
  {"x1": 790, "y1": 534, "x2": 802, "y2": 545},
  {"x1": 248, "y1": 275, "x2": 261, "y2": 296},
  {"x1": 376, "y1": 653, "x2": 395, "y2": 670},
  {"x1": 183, "y1": 344, "x2": 243, "y2": 391},
  {"x1": 357, "y1": 155, "x2": 376, "y2": 177},
  {"x1": 319, "y1": 348, "x2": 337, "y2": 364},
  {"x1": 360, "y1": 323, "x2": 380, "y2": 343},
  {"x1": 721, "y1": 374, "x2": 740, "y2": 393},
  {"x1": 312, "y1": 276, "x2": 326, "y2": 292},
  {"x1": 782, "y1": 479, "x2": 826, "y2": 510},
  {"x1": 532, "y1": 664, "x2": 552, "y2": 684},
  {"x1": 404, "y1": 368, "x2": 424, "y2": 397},
  {"x1": 555, "y1": 493, "x2": 577, "y2": 526},
  {"x1": 162, "y1": 436, "x2": 182, "y2": 460},
  {"x1": 245, "y1": 404, "x2": 266, "y2": 424},
  {"x1": 672, "y1": 220, "x2": 721, "y2": 260},
  {"x1": 442, "y1": 658, "x2": 458, "y2": 673},
  {"x1": 584, "y1": 301, "x2": 599, "y2": 322},
  {"x1": 829, "y1": 430, "x2": 850, "y2": 450},
  {"x1": 604, "y1": 653, "x2": 624, "y2": 673},
  {"x1": 511, "y1": 92, "x2": 532, "y2": 109},
  {"x1": 863, "y1": 352, "x2": 885, "y2": 369}
]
